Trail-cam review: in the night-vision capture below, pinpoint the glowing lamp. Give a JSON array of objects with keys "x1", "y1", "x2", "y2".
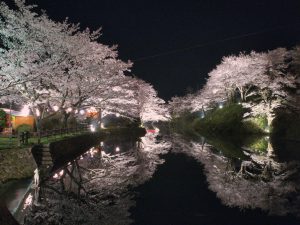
[{"x1": 53, "y1": 105, "x2": 59, "y2": 112}]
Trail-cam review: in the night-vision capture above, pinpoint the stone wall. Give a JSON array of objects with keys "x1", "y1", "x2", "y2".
[{"x1": 0, "y1": 148, "x2": 36, "y2": 184}]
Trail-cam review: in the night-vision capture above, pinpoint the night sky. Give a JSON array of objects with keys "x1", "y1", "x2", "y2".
[{"x1": 6, "y1": 0, "x2": 300, "y2": 100}]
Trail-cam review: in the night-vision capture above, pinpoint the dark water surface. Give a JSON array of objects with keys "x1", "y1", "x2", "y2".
[
  {"x1": 3, "y1": 132, "x2": 300, "y2": 225},
  {"x1": 131, "y1": 152, "x2": 300, "y2": 225}
]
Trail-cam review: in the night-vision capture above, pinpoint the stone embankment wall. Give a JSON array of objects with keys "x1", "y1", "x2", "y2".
[{"x1": 0, "y1": 148, "x2": 36, "y2": 184}]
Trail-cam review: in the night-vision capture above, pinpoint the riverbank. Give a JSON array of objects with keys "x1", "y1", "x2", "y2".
[
  {"x1": 0, "y1": 148, "x2": 36, "y2": 184},
  {"x1": 0, "y1": 127, "x2": 146, "y2": 184}
]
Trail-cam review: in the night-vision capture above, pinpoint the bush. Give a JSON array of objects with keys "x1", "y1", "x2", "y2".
[
  {"x1": 40, "y1": 114, "x2": 62, "y2": 130},
  {"x1": 0, "y1": 109, "x2": 6, "y2": 131},
  {"x1": 242, "y1": 119, "x2": 266, "y2": 134},
  {"x1": 170, "y1": 111, "x2": 199, "y2": 135},
  {"x1": 16, "y1": 124, "x2": 33, "y2": 134},
  {"x1": 243, "y1": 136, "x2": 268, "y2": 154},
  {"x1": 193, "y1": 104, "x2": 246, "y2": 135}
]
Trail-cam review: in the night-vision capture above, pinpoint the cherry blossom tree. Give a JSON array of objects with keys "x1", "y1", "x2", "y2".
[{"x1": 0, "y1": 0, "x2": 134, "y2": 130}]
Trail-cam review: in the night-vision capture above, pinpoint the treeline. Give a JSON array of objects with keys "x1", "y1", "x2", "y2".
[
  {"x1": 0, "y1": 0, "x2": 169, "y2": 132},
  {"x1": 169, "y1": 47, "x2": 300, "y2": 138}
]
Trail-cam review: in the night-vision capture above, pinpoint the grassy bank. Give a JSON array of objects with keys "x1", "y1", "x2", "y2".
[
  {"x1": 171, "y1": 104, "x2": 267, "y2": 137},
  {"x1": 0, "y1": 127, "x2": 146, "y2": 150},
  {"x1": 0, "y1": 131, "x2": 90, "y2": 150}
]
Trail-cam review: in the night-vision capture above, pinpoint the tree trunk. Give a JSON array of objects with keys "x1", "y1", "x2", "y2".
[
  {"x1": 98, "y1": 108, "x2": 102, "y2": 129},
  {"x1": 62, "y1": 112, "x2": 70, "y2": 128},
  {"x1": 31, "y1": 108, "x2": 41, "y2": 143}
]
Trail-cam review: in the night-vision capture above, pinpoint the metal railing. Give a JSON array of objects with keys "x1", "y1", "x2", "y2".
[{"x1": 0, "y1": 125, "x2": 90, "y2": 149}]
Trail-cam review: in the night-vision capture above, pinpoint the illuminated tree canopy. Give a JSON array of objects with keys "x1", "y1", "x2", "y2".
[{"x1": 0, "y1": 0, "x2": 169, "y2": 128}]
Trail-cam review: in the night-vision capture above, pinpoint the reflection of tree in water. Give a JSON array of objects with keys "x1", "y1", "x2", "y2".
[
  {"x1": 171, "y1": 134, "x2": 300, "y2": 217},
  {"x1": 24, "y1": 134, "x2": 171, "y2": 225}
]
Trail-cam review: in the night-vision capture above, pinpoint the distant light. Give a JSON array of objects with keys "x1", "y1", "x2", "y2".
[
  {"x1": 20, "y1": 105, "x2": 30, "y2": 116},
  {"x1": 238, "y1": 102, "x2": 242, "y2": 105},
  {"x1": 36, "y1": 109, "x2": 40, "y2": 117},
  {"x1": 53, "y1": 105, "x2": 59, "y2": 112},
  {"x1": 154, "y1": 127, "x2": 160, "y2": 133},
  {"x1": 101, "y1": 123, "x2": 105, "y2": 129},
  {"x1": 66, "y1": 107, "x2": 72, "y2": 113},
  {"x1": 116, "y1": 113, "x2": 120, "y2": 117},
  {"x1": 115, "y1": 147, "x2": 120, "y2": 152},
  {"x1": 89, "y1": 147, "x2": 98, "y2": 157},
  {"x1": 75, "y1": 109, "x2": 78, "y2": 114},
  {"x1": 88, "y1": 107, "x2": 97, "y2": 113},
  {"x1": 265, "y1": 136, "x2": 270, "y2": 140},
  {"x1": 218, "y1": 103, "x2": 224, "y2": 109},
  {"x1": 90, "y1": 125, "x2": 96, "y2": 132},
  {"x1": 100, "y1": 142, "x2": 104, "y2": 146},
  {"x1": 80, "y1": 109, "x2": 85, "y2": 115},
  {"x1": 23, "y1": 193, "x2": 33, "y2": 210}
]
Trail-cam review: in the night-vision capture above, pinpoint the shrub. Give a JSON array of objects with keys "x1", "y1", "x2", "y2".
[
  {"x1": 193, "y1": 104, "x2": 246, "y2": 134},
  {"x1": 242, "y1": 119, "x2": 266, "y2": 134},
  {"x1": 243, "y1": 136, "x2": 268, "y2": 154},
  {"x1": 0, "y1": 109, "x2": 6, "y2": 131},
  {"x1": 40, "y1": 114, "x2": 62, "y2": 130},
  {"x1": 16, "y1": 124, "x2": 33, "y2": 134}
]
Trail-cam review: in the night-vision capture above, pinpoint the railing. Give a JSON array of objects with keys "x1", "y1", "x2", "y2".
[
  {"x1": 39, "y1": 125, "x2": 89, "y2": 138},
  {"x1": 0, "y1": 125, "x2": 90, "y2": 149}
]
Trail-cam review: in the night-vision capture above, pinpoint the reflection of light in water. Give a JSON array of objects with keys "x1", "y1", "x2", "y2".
[
  {"x1": 53, "y1": 170, "x2": 64, "y2": 179},
  {"x1": 89, "y1": 147, "x2": 98, "y2": 157},
  {"x1": 116, "y1": 147, "x2": 120, "y2": 152},
  {"x1": 23, "y1": 193, "x2": 33, "y2": 210}
]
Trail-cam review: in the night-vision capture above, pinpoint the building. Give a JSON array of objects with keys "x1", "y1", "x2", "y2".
[{"x1": 0, "y1": 108, "x2": 35, "y2": 133}]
